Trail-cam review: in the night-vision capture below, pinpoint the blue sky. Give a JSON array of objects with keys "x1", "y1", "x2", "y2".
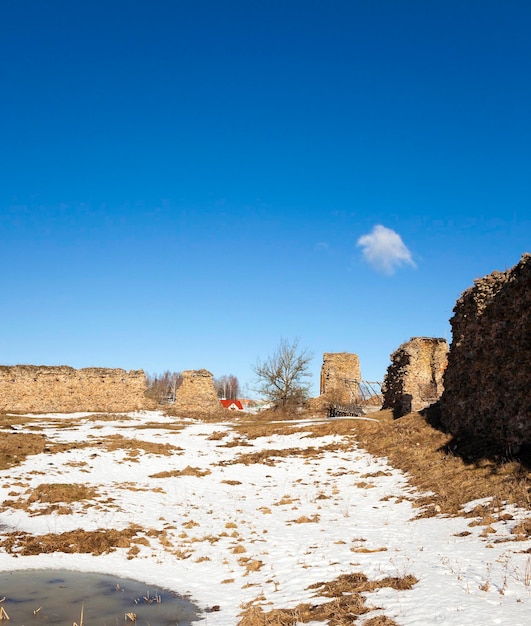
[{"x1": 1, "y1": 0, "x2": 529, "y2": 397}]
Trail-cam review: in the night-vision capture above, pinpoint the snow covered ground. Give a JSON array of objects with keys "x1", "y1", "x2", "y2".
[{"x1": 0, "y1": 410, "x2": 530, "y2": 625}]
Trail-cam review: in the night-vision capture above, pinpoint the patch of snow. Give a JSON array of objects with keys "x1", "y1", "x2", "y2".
[{"x1": 0, "y1": 411, "x2": 529, "y2": 625}]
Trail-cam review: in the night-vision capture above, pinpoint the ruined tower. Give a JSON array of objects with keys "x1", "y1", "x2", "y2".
[
  {"x1": 319, "y1": 353, "x2": 361, "y2": 405},
  {"x1": 382, "y1": 337, "x2": 448, "y2": 418},
  {"x1": 172, "y1": 369, "x2": 220, "y2": 413}
]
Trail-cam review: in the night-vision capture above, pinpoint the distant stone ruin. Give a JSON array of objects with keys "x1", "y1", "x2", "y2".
[
  {"x1": 172, "y1": 369, "x2": 220, "y2": 413},
  {"x1": 320, "y1": 352, "x2": 361, "y2": 405},
  {"x1": 382, "y1": 337, "x2": 448, "y2": 418},
  {"x1": 440, "y1": 253, "x2": 531, "y2": 455},
  {"x1": 0, "y1": 365, "x2": 146, "y2": 413}
]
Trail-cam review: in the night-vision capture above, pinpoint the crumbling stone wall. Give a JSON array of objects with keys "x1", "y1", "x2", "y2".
[
  {"x1": 440, "y1": 253, "x2": 531, "y2": 454},
  {"x1": 320, "y1": 353, "x2": 361, "y2": 405},
  {"x1": 0, "y1": 365, "x2": 146, "y2": 413},
  {"x1": 172, "y1": 369, "x2": 220, "y2": 413},
  {"x1": 382, "y1": 337, "x2": 448, "y2": 417}
]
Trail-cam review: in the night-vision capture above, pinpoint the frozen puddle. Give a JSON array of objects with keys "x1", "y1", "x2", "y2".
[{"x1": 0, "y1": 570, "x2": 202, "y2": 624}]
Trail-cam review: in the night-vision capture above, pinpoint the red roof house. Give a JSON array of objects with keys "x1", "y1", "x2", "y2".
[{"x1": 220, "y1": 399, "x2": 244, "y2": 411}]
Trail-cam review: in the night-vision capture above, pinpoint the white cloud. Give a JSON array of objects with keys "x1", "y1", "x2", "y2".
[{"x1": 357, "y1": 224, "x2": 416, "y2": 274}]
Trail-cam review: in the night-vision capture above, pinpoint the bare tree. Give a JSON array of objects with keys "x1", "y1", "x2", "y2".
[
  {"x1": 253, "y1": 338, "x2": 313, "y2": 409},
  {"x1": 214, "y1": 374, "x2": 240, "y2": 400},
  {"x1": 145, "y1": 371, "x2": 182, "y2": 404}
]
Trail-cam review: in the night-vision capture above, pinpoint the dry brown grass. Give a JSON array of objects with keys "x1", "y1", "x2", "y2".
[
  {"x1": 85, "y1": 413, "x2": 131, "y2": 422},
  {"x1": 233, "y1": 544, "x2": 246, "y2": 554},
  {"x1": 361, "y1": 471, "x2": 393, "y2": 478},
  {"x1": 44, "y1": 440, "x2": 92, "y2": 456},
  {"x1": 42, "y1": 434, "x2": 184, "y2": 462},
  {"x1": 164, "y1": 407, "x2": 230, "y2": 422},
  {"x1": 302, "y1": 416, "x2": 381, "y2": 438},
  {"x1": 239, "y1": 557, "x2": 264, "y2": 575},
  {"x1": 29, "y1": 418, "x2": 81, "y2": 430},
  {"x1": 131, "y1": 421, "x2": 187, "y2": 432},
  {"x1": 234, "y1": 421, "x2": 302, "y2": 439},
  {"x1": 363, "y1": 617, "x2": 400, "y2": 626},
  {"x1": 95, "y1": 434, "x2": 182, "y2": 456},
  {"x1": 0, "y1": 413, "x2": 38, "y2": 427},
  {"x1": 28, "y1": 482, "x2": 98, "y2": 503},
  {"x1": 512, "y1": 518, "x2": 531, "y2": 537},
  {"x1": 238, "y1": 572, "x2": 416, "y2": 625},
  {"x1": 233, "y1": 410, "x2": 530, "y2": 524},
  {"x1": 352, "y1": 411, "x2": 530, "y2": 520},
  {"x1": 221, "y1": 442, "x2": 350, "y2": 467},
  {"x1": 208, "y1": 430, "x2": 229, "y2": 440},
  {"x1": 149, "y1": 465, "x2": 211, "y2": 478},
  {"x1": 0, "y1": 432, "x2": 47, "y2": 470},
  {"x1": 351, "y1": 546, "x2": 388, "y2": 554},
  {"x1": 0, "y1": 525, "x2": 147, "y2": 555},
  {"x1": 307, "y1": 572, "x2": 418, "y2": 595},
  {"x1": 274, "y1": 495, "x2": 299, "y2": 506},
  {"x1": 1, "y1": 482, "x2": 100, "y2": 516},
  {"x1": 289, "y1": 514, "x2": 320, "y2": 524},
  {"x1": 218, "y1": 437, "x2": 255, "y2": 448}
]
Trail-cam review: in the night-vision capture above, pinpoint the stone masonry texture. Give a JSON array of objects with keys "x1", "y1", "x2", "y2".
[
  {"x1": 0, "y1": 365, "x2": 147, "y2": 413},
  {"x1": 440, "y1": 253, "x2": 531, "y2": 454},
  {"x1": 320, "y1": 353, "x2": 362, "y2": 405},
  {"x1": 172, "y1": 369, "x2": 220, "y2": 412},
  {"x1": 382, "y1": 337, "x2": 448, "y2": 418}
]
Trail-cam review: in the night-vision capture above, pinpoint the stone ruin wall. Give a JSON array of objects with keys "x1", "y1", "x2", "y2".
[
  {"x1": 172, "y1": 369, "x2": 220, "y2": 413},
  {"x1": 440, "y1": 253, "x2": 531, "y2": 454},
  {"x1": 0, "y1": 365, "x2": 147, "y2": 413},
  {"x1": 320, "y1": 353, "x2": 361, "y2": 405},
  {"x1": 382, "y1": 337, "x2": 448, "y2": 418}
]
